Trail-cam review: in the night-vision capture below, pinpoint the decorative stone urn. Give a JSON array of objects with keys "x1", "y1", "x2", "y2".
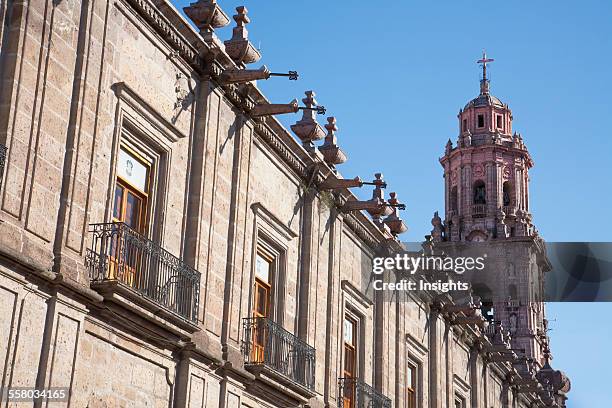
[
  {"x1": 290, "y1": 91, "x2": 325, "y2": 149},
  {"x1": 183, "y1": 0, "x2": 230, "y2": 33},
  {"x1": 365, "y1": 173, "x2": 393, "y2": 220},
  {"x1": 224, "y1": 6, "x2": 261, "y2": 66},
  {"x1": 319, "y1": 117, "x2": 347, "y2": 167},
  {"x1": 383, "y1": 192, "x2": 408, "y2": 236}
]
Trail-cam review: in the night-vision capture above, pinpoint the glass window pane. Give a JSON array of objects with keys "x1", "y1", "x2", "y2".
[
  {"x1": 344, "y1": 347, "x2": 355, "y2": 375},
  {"x1": 407, "y1": 365, "x2": 413, "y2": 388},
  {"x1": 117, "y1": 147, "x2": 149, "y2": 192},
  {"x1": 344, "y1": 318, "x2": 354, "y2": 345},
  {"x1": 125, "y1": 192, "x2": 142, "y2": 230},
  {"x1": 255, "y1": 254, "x2": 271, "y2": 283},
  {"x1": 255, "y1": 284, "x2": 269, "y2": 316},
  {"x1": 113, "y1": 185, "x2": 124, "y2": 220}
]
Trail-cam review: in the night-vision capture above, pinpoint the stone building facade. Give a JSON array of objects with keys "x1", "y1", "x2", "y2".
[{"x1": 0, "y1": 1, "x2": 568, "y2": 408}]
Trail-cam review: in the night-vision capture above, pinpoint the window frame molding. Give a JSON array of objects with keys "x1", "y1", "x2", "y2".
[
  {"x1": 453, "y1": 373, "x2": 471, "y2": 408},
  {"x1": 108, "y1": 82, "x2": 178, "y2": 246},
  {"x1": 250, "y1": 202, "x2": 295, "y2": 326},
  {"x1": 340, "y1": 283, "x2": 371, "y2": 381},
  {"x1": 405, "y1": 332, "x2": 428, "y2": 408},
  {"x1": 477, "y1": 113, "x2": 485, "y2": 129},
  {"x1": 342, "y1": 306, "x2": 364, "y2": 380}
]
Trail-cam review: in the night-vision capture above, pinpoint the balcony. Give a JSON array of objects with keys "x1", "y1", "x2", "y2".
[
  {"x1": 503, "y1": 205, "x2": 516, "y2": 216},
  {"x1": 483, "y1": 322, "x2": 496, "y2": 337},
  {"x1": 242, "y1": 317, "x2": 316, "y2": 391},
  {"x1": 0, "y1": 144, "x2": 6, "y2": 189},
  {"x1": 506, "y1": 299, "x2": 521, "y2": 309},
  {"x1": 85, "y1": 222, "x2": 200, "y2": 323},
  {"x1": 471, "y1": 204, "x2": 487, "y2": 217},
  {"x1": 338, "y1": 378, "x2": 391, "y2": 408}
]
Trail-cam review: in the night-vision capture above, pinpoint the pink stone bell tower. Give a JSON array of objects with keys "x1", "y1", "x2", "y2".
[
  {"x1": 440, "y1": 51, "x2": 535, "y2": 242},
  {"x1": 431, "y1": 53, "x2": 552, "y2": 370}
]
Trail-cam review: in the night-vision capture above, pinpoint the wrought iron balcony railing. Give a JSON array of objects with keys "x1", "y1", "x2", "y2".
[
  {"x1": 472, "y1": 204, "x2": 487, "y2": 217},
  {"x1": 85, "y1": 222, "x2": 200, "y2": 323},
  {"x1": 503, "y1": 205, "x2": 516, "y2": 216},
  {"x1": 242, "y1": 317, "x2": 316, "y2": 390},
  {"x1": 0, "y1": 144, "x2": 6, "y2": 190},
  {"x1": 483, "y1": 322, "x2": 496, "y2": 336},
  {"x1": 338, "y1": 378, "x2": 391, "y2": 408},
  {"x1": 506, "y1": 299, "x2": 521, "y2": 309}
]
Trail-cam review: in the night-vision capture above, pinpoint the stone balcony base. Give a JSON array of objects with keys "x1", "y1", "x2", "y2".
[{"x1": 91, "y1": 280, "x2": 200, "y2": 339}]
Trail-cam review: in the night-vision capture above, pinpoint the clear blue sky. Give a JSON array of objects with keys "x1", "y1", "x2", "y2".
[{"x1": 173, "y1": 1, "x2": 611, "y2": 405}]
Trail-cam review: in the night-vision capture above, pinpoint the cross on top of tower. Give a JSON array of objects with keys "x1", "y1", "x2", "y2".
[
  {"x1": 477, "y1": 50, "x2": 494, "y2": 81},
  {"x1": 477, "y1": 50, "x2": 494, "y2": 95}
]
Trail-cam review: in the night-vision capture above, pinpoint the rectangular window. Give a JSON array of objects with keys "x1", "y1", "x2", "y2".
[
  {"x1": 111, "y1": 145, "x2": 153, "y2": 285},
  {"x1": 252, "y1": 248, "x2": 275, "y2": 362},
  {"x1": 462, "y1": 119, "x2": 467, "y2": 132},
  {"x1": 113, "y1": 146, "x2": 151, "y2": 233},
  {"x1": 343, "y1": 315, "x2": 358, "y2": 408},
  {"x1": 477, "y1": 114, "x2": 484, "y2": 128},
  {"x1": 407, "y1": 363, "x2": 417, "y2": 408},
  {"x1": 496, "y1": 114, "x2": 503, "y2": 128}
]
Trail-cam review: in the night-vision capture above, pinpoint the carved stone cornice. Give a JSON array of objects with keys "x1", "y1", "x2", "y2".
[
  {"x1": 343, "y1": 213, "x2": 380, "y2": 249},
  {"x1": 125, "y1": 0, "x2": 203, "y2": 70},
  {"x1": 253, "y1": 123, "x2": 308, "y2": 178}
]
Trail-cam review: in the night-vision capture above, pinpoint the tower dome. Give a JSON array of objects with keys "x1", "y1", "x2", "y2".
[
  {"x1": 458, "y1": 51, "x2": 513, "y2": 139},
  {"x1": 464, "y1": 51, "x2": 504, "y2": 108},
  {"x1": 464, "y1": 93, "x2": 504, "y2": 110}
]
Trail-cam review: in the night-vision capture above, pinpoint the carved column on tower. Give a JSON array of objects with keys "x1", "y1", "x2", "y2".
[
  {"x1": 514, "y1": 165, "x2": 521, "y2": 211},
  {"x1": 464, "y1": 165, "x2": 472, "y2": 219},
  {"x1": 486, "y1": 161, "x2": 495, "y2": 216}
]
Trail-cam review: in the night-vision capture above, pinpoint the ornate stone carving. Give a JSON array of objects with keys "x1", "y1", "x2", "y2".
[{"x1": 503, "y1": 165, "x2": 511, "y2": 180}]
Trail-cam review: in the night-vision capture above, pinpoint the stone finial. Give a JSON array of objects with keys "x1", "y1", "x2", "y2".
[
  {"x1": 224, "y1": 6, "x2": 261, "y2": 66},
  {"x1": 365, "y1": 173, "x2": 392, "y2": 220},
  {"x1": 319, "y1": 117, "x2": 347, "y2": 168},
  {"x1": 384, "y1": 192, "x2": 408, "y2": 236},
  {"x1": 290, "y1": 91, "x2": 326, "y2": 149},
  {"x1": 431, "y1": 211, "x2": 443, "y2": 242},
  {"x1": 445, "y1": 139, "x2": 452, "y2": 155},
  {"x1": 233, "y1": 6, "x2": 249, "y2": 29},
  {"x1": 184, "y1": 0, "x2": 230, "y2": 33}
]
